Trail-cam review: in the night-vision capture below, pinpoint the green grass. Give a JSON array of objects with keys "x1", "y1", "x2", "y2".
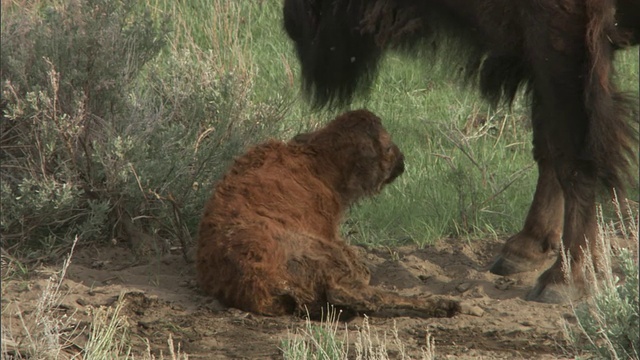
[
  {"x1": 148, "y1": 0, "x2": 638, "y2": 246},
  {"x1": 4, "y1": 0, "x2": 636, "y2": 250}
]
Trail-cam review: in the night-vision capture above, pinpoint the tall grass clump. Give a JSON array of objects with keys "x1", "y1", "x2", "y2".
[
  {"x1": 282, "y1": 308, "x2": 348, "y2": 360},
  {"x1": 282, "y1": 308, "x2": 436, "y2": 360},
  {"x1": 1, "y1": 0, "x2": 286, "y2": 260},
  {"x1": 563, "y1": 199, "x2": 639, "y2": 360}
]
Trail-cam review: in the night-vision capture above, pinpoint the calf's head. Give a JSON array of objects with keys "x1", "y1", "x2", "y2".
[{"x1": 292, "y1": 109, "x2": 404, "y2": 205}]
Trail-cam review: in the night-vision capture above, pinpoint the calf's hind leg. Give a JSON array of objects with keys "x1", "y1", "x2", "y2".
[
  {"x1": 325, "y1": 281, "x2": 461, "y2": 319},
  {"x1": 285, "y1": 234, "x2": 460, "y2": 319},
  {"x1": 319, "y1": 239, "x2": 460, "y2": 318}
]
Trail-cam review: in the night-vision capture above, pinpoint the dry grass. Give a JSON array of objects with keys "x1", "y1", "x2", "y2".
[
  {"x1": 2, "y1": 237, "x2": 82, "y2": 359},
  {"x1": 562, "y1": 196, "x2": 639, "y2": 360},
  {"x1": 1, "y1": 235, "x2": 189, "y2": 359},
  {"x1": 281, "y1": 307, "x2": 436, "y2": 360}
]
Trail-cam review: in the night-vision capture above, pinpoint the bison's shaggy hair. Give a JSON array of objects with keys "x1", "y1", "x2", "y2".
[
  {"x1": 283, "y1": 0, "x2": 639, "y2": 302},
  {"x1": 196, "y1": 110, "x2": 460, "y2": 318}
]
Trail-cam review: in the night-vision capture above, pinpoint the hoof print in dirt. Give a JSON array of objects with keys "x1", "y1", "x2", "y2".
[
  {"x1": 489, "y1": 254, "x2": 550, "y2": 276},
  {"x1": 494, "y1": 277, "x2": 516, "y2": 291},
  {"x1": 525, "y1": 281, "x2": 583, "y2": 304},
  {"x1": 104, "y1": 291, "x2": 160, "y2": 316}
]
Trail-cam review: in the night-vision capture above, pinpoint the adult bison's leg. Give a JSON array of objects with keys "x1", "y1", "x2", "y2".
[
  {"x1": 490, "y1": 152, "x2": 563, "y2": 275},
  {"x1": 520, "y1": 0, "x2": 638, "y2": 302},
  {"x1": 522, "y1": 56, "x2": 599, "y2": 304},
  {"x1": 526, "y1": 138, "x2": 599, "y2": 303}
]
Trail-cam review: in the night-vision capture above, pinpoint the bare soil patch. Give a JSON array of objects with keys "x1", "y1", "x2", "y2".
[{"x1": 2, "y1": 237, "x2": 578, "y2": 359}]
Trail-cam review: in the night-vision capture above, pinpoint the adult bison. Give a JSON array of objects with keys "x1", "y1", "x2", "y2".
[
  {"x1": 196, "y1": 110, "x2": 460, "y2": 319},
  {"x1": 283, "y1": 0, "x2": 639, "y2": 302}
]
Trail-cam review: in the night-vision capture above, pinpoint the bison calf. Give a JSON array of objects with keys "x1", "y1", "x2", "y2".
[{"x1": 196, "y1": 109, "x2": 460, "y2": 319}]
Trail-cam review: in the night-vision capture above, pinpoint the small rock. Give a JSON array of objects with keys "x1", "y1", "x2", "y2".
[
  {"x1": 456, "y1": 282, "x2": 472, "y2": 293},
  {"x1": 471, "y1": 286, "x2": 487, "y2": 298},
  {"x1": 461, "y1": 303, "x2": 485, "y2": 317}
]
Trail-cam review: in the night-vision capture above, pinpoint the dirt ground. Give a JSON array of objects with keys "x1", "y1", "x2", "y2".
[{"x1": 2, "y1": 236, "x2": 588, "y2": 359}]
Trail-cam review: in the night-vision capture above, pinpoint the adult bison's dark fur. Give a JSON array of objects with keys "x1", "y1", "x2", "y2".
[
  {"x1": 283, "y1": 0, "x2": 639, "y2": 302},
  {"x1": 196, "y1": 110, "x2": 460, "y2": 319}
]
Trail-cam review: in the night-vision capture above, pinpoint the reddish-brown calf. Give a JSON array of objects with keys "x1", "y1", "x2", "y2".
[{"x1": 196, "y1": 109, "x2": 460, "y2": 319}]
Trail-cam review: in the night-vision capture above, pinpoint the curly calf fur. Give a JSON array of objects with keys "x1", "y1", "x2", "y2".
[{"x1": 196, "y1": 109, "x2": 460, "y2": 319}]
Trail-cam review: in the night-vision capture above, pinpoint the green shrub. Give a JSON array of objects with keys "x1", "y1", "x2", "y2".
[
  {"x1": 564, "y1": 202, "x2": 639, "y2": 360},
  {"x1": 113, "y1": 47, "x2": 287, "y2": 255},
  {"x1": 1, "y1": 0, "x2": 168, "y2": 255},
  {"x1": 0, "y1": 0, "x2": 286, "y2": 259}
]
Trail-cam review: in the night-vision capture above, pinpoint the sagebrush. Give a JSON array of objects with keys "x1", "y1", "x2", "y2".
[{"x1": 1, "y1": 0, "x2": 286, "y2": 260}]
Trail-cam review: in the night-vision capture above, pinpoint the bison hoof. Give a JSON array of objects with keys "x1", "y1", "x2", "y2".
[{"x1": 489, "y1": 255, "x2": 541, "y2": 276}]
